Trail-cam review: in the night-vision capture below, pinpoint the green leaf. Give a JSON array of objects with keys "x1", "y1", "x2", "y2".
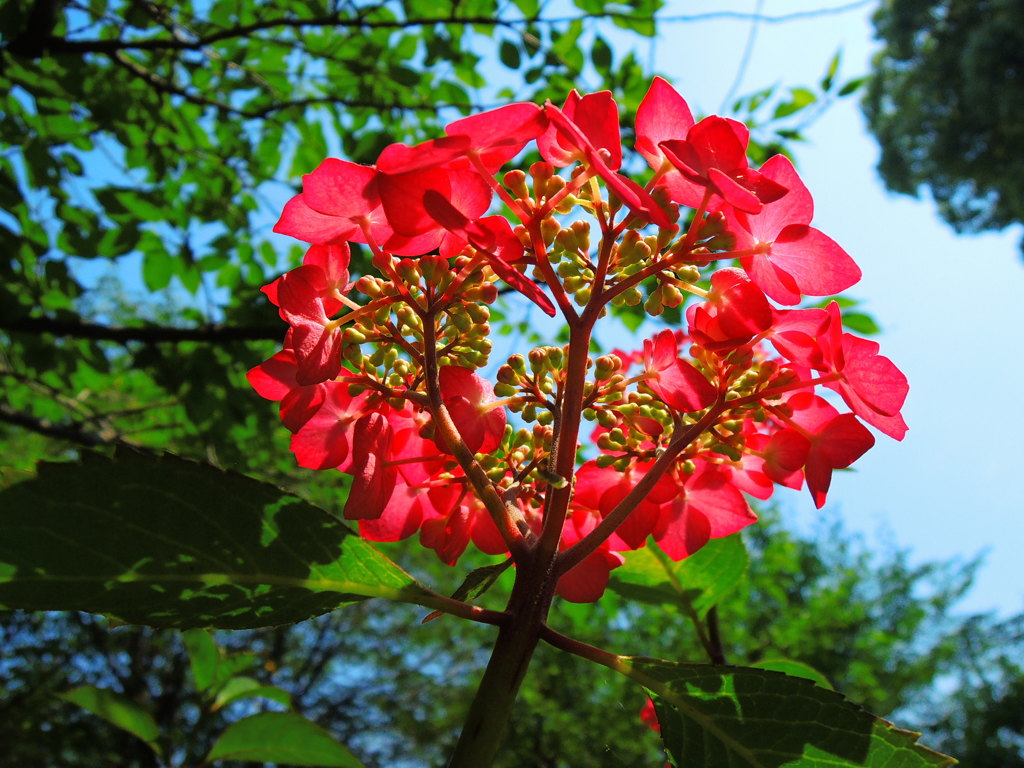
[
  {"x1": 749, "y1": 658, "x2": 833, "y2": 690},
  {"x1": 141, "y1": 250, "x2": 175, "y2": 291},
  {"x1": 608, "y1": 536, "x2": 748, "y2": 619},
  {"x1": 183, "y1": 629, "x2": 220, "y2": 692},
  {"x1": 58, "y1": 686, "x2": 162, "y2": 756},
  {"x1": 204, "y1": 712, "x2": 365, "y2": 766},
  {"x1": 821, "y1": 49, "x2": 842, "y2": 92},
  {"x1": 212, "y1": 676, "x2": 292, "y2": 711},
  {"x1": 451, "y1": 559, "x2": 512, "y2": 603},
  {"x1": 499, "y1": 39, "x2": 521, "y2": 70},
  {"x1": 624, "y1": 660, "x2": 955, "y2": 768},
  {"x1": 773, "y1": 87, "x2": 817, "y2": 119},
  {"x1": 842, "y1": 312, "x2": 881, "y2": 335},
  {"x1": 838, "y1": 77, "x2": 866, "y2": 97},
  {"x1": 0, "y1": 450, "x2": 439, "y2": 629},
  {"x1": 513, "y1": 0, "x2": 539, "y2": 17},
  {"x1": 592, "y1": 36, "x2": 612, "y2": 71}
]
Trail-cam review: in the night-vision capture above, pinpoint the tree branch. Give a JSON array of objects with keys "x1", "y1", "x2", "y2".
[
  {"x1": 1, "y1": 315, "x2": 282, "y2": 343},
  {"x1": 0, "y1": 401, "x2": 150, "y2": 451}
]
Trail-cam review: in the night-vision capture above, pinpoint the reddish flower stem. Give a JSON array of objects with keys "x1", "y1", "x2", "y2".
[
  {"x1": 556, "y1": 396, "x2": 728, "y2": 576},
  {"x1": 421, "y1": 313, "x2": 530, "y2": 560},
  {"x1": 527, "y1": 216, "x2": 578, "y2": 323}
]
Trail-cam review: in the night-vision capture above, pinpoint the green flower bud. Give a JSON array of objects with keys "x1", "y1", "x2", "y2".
[{"x1": 494, "y1": 382, "x2": 517, "y2": 398}]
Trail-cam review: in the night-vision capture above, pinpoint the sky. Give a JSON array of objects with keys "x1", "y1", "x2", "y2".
[{"x1": 623, "y1": 0, "x2": 1024, "y2": 619}]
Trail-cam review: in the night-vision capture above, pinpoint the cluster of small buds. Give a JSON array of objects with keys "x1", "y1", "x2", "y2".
[{"x1": 249, "y1": 77, "x2": 908, "y2": 604}]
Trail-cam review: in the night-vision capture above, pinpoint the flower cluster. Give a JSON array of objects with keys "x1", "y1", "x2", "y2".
[{"x1": 250, "y1": 78, "x2": 908, "y2": 603}]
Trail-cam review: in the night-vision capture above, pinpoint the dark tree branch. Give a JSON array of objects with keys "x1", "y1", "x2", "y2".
[
  {"x1": 706, "y1": 606, "x2": 728, "y2": 665},
  {"x1": 4, "y1": 2, "x2": 875, "y2": 60},
  {"x1": 1, "y1": 315, "x2": 282, "y2": 343},
  {"x1": 0, "y1": 401, "x2": 150, "y2": 451}
]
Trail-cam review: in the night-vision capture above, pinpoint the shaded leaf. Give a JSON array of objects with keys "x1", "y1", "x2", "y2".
[
  {"x1": 624, "y1": 659, "x2": 955, "y2": 768},
  {"x1": 0, "y1": 450, "x2": 438, "y2": 629},
  {"x1": 838, "y1": 77, "x2": 866, "y2": 97},
  {"x1": 749, "y1": 658, "x2": 834, "y2": 690},
  {"x1": 204, "y1": 712, "x2": 365, "y2": 766},
  {"x1": 59, "y1": 686, "x2": 162, "y2": 756},
  {"x1": 499, "y1": 39, "x2": 521, "y2": 70}
]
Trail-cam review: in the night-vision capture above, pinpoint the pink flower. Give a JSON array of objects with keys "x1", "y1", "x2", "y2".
[
  {"x1": 819, "y1": 303, "x2": 909, "y2": 440},
  {"x1": 438, "y1": 365, "x2": 507, "y2": 455},
  {"x1": 687, "y1": 268, "x2": 773, "y2": 352},
  {"x1": 726, "y1": 155, "x2": 861, "y2": 304},
  {"x1": 274, "y1": 158, "x2": 393, "y2": 246},
  {"x1": 660, "y1": 116, "x2": 788, "y2": 214},
  {"x1": 770, "y1": 392, "x2": 876, "y2": 508},
  {"x1": 641, "y1": 329, "x2": 717, "y2": 413},
  {"x1": 652, "y1": 463, "x2": 756, "y2": 559},
  {"x1": 544, "y1": 99, "x2": 671, "y2": 228},
  {"x1": 274, "y1": 265, "x2": 345, "y2": 385},
  {"x1": 246, "y1": 349, "x2": 326, "y2": 432}
]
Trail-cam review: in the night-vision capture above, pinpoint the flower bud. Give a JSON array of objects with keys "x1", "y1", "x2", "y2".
[
  {"x1": 494, "y1": 381, "x2": 517, "y2": 397},
  {"x1": 504, "y1": 169, "x2": 530, "y2": 200},
  {"x1": 530, "y1": 160, "x2": 553, "y2": 182},
  {"x1": 541, "y1": 216, "x2": 560, "y2": 246},
  {"x1": 698, "y1": 211, "x2": 727, "y2": 238},
  {"x1": 508, "y1": 353, "x2": 526, "y2": 374},
  {"x1": 528, "y1": 348, "x2": 548, "y2": 374},
  {"x1": 355, "y1": 275, "x2": 381, "y2": 297},
  {"x1": 644, "y1": 289, "x2": 664, "y2": 317},
  {"x1": 570, "y1": 220, "x2": 591, "y2": 254}
]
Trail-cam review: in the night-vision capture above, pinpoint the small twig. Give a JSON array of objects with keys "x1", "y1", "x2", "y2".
[
  {"x1": 1, "y1": 315, "x2": 282, "y2": 343},
  {"x1": 706, "y1": 606, "x2": 727, "y2": 665},
  {"x1": 0, "y1": 402, "x2": 151, "y2": 451}
]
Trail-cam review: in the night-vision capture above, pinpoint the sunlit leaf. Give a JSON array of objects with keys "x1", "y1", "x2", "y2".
[
  {"x1": 204, "y1": 712, "x2": 365, "y2": 766},
  {"x1": 608, "y1": 536, "x2": 748, "y2": 619}
]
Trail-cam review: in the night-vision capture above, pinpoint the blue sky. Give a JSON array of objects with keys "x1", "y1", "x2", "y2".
[{"x1": 626, "y1": 0, "x2": 1024, "y2": 618}]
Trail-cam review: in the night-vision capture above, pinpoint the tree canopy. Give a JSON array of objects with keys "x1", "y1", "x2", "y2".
[{"x1": 863, "y1": 0, "x2": 1024, "y2": 250}]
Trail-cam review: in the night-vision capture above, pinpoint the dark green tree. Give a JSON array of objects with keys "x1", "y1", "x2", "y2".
[
  {"x1": 863, "y1": 0, "x2": 1024, "y2": 251},
  {"x1": 917, "y1": 614, "x2": 1024, "y2": 768}
]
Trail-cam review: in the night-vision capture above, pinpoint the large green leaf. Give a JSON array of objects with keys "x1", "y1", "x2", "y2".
[
  {"x1": 203, "y1": 712, "x2": 365, "y2": 767},
  {"x1": 624, "y1": 659, "x2": 954, "y2": 768},
  {"x1": 0, "y1": 450, "x2": 438, "y2": 628},
  {"x1": 58, "y1": 685, "x2": 163, "y2": 757},
  {"x1": 608, "y1": 536, "x2": 748, "y2": 618}
]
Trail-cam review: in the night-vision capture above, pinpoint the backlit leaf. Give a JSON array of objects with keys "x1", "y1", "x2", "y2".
[
  {"x1": 0, "y1": 450, "x2": 438, "y2": 629},
  {"x1": 204, "y1": 712, "x2": 365, "y2": 766}
]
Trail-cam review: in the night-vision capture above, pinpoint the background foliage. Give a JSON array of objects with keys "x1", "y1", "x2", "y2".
[{"x1": 1, "y1": 1, "x2": 1021, "y2": 765}]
